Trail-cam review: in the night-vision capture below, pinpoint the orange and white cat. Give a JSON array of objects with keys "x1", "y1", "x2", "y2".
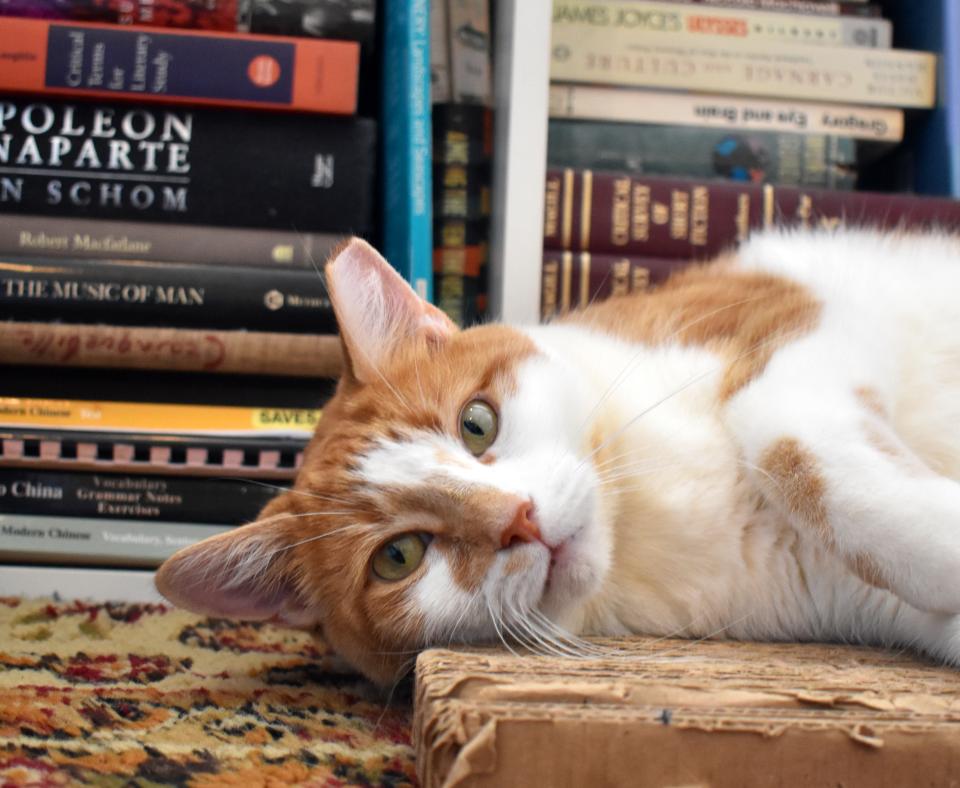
[{"x1": 157, "y1": 231, "x2": 960, "y2": 684}]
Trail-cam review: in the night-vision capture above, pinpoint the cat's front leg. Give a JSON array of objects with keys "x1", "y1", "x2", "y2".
[{"x1": 727, "y1": 378, "x2": 960, "y2": 616}]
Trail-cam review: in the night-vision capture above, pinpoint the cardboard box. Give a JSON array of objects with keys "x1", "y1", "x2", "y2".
[{"x1": 414, "y1": 637, "x2": 960, "y2": 787}]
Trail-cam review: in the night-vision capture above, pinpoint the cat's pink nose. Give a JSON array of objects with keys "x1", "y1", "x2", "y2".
[{"x1": 500, "y1": 501, "x2": 541, "y2": 549}]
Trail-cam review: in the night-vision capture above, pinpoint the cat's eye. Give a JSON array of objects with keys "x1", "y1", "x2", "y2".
[
  {"x1": 372, "y1": 533, "x2": 430, "y2": 581},
  {"x1": 460, "y1": 399, "x2": 498, "y2": 456}
]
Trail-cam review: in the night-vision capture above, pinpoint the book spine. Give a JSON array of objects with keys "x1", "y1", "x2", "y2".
[
  {"x1": 1, "y1": 428, "x2": 306, "y2": 479},
  {"x1": 550, "y1": 10, "x2": 935, "y2": 108},
  {"x1": 446, "y1": 0, "x2": 493, "y2": 103},
  {"x1": 0, "y1": 18, "x2": 359, "y2": 114},
  {"x1": 433, "y1": 217, "x2": 487, "y2": 325},
  {"x1": 547, "y1": 84, "x2": 905, "y2": 143},
  {"x1": 552, "y1": 0, "x2": 891, "y2": 48},
  {"x1": 890, "y1": 0, "x2": 960, "y2": 197},
  {"x1": 433, "y1": 101, "x2": 491, "y2": 326},
  {"x1": 429, "y1": 0, "x2": 452, "y2": 102},
  {"x1": 0, "y1": 214, "x2": 346, "y2": 267},
  {"x1": 432, "y1": 104, "x2": 494, "y2": 163},
  {"x1": 240, "y1": 0, "x2": 376, "y2": 42},
  {"x1": 543, "y1": 168, "x2": 960, "y2": 258},
  {"x1": 381, "y1": 0, "x2": 433, "y2": 300},
  {"x1": 0, "y1": 322, "x2": 342, "y2": 378},
  {"x1": 0, "y1": 512, "x2": 231, "y2": 567},
  {"x1": 0, "y1": 395, "x2": 322, "y2": 434},
  {"x1": 541, "y1": 250, "x2": 691, "y2": 320},
  {"x1": 653, "y1": 0, "x2": 882, "y2": 17},
  {"x1": 547, "y1": 120, "x2": 859, "y2": 190},
  {"x1": 0, "y1": 257, "x2": 336, "y2": 333},
  {"x1": 0, "y1": 468, "x2": 280, "y2": 524},
  {"x1": 0, "y1": 97, "x2": 375, "y2": 232},
  {"x1": 5, "y1": 365, "x2": 336, "y2": 406},
  {"x1": 434, "y1": 163, "x2": 490, "y2": 220},
  {"x1": 0, "y1": 0, "x2": 238, "y2": 30}
]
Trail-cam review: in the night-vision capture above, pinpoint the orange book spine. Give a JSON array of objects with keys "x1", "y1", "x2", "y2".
[{"x1": 0, "y1": 17, "x2": 359, "y2": 114}]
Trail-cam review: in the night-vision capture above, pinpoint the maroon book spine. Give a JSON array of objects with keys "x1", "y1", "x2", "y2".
[
  {"x1": 543, "y1": 168, "x2": 960, "y2": 260},
  {"x1": 541, "y1": 250, "x2": 691, "y2": 321}
]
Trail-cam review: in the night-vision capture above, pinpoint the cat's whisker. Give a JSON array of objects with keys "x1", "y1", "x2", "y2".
[
  {"x1": 486, "y1": 599, "x2": 520, "y2": 657},
  {"x1": 579, "y1": 325, "x2": 812, "y2": 471},
  {"x1": 265, "y1": 521, "x2": 370, "y2": 556},
  {"x1": 374, "y1": 653, "x2": 418, "y2": 732},
  {"x1": 526, "y1": 609, "x2": 613, "y2": 658},
  {"x1": 231, "y1": 479, "x2": 356, "y2": 508},
  {"x1": 447, "y1": 587, "x2": 484, "y2": 648},
  {"x1": 507, "y1": 604, "x2": 581, "y2": 659},
  {"x1": 572, "y1": 293, "x2": 776, "y2": 450}
]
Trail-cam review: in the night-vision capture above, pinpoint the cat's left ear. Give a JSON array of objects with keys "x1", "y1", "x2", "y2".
[
  {"x1": 326, "y1": 238, "x2": 457, "y2": 385},
  {"x1": 155, "y1": 500, "x2": 313, "y2": 626}
]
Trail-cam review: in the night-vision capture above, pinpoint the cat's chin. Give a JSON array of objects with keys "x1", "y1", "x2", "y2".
[{"x1": 537, "y1": 523, "x2": 605, "y2": 621}]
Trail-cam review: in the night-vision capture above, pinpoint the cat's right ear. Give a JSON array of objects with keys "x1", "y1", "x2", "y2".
[{"x1": 326, "y1": 238, "x2": 457, "y2": 385}]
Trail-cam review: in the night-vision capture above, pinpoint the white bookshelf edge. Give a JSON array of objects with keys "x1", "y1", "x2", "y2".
[{"x1": 488, "y1": 0, "x2": 552, "y2": 325}]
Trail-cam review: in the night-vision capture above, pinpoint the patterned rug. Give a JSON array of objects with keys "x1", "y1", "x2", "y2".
[{"x1": 0, "y1": 597, "x2": 417, "y2": 787}]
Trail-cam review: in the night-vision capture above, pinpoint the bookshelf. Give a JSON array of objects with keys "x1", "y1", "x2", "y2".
[{"x1": 487, "y1": 0, "x2": 552, "y2": 325}]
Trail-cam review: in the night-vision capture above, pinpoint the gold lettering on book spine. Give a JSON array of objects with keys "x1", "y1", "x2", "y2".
[
  {"x1": 691, "y1": 186, "x2": 709, "y2": 246},
  {"x1": 632, "y1": 265, "x2": 651, "y2": 292},
  {"x1": 611, "y1": 259, "x2": 630, "y2": 297},
  {"x1": 580, "y1": 170, "x2": 593, "y2": 250},
  {"x1": 541, "y1": 259, "x2": 559, "y2": 321},
  {"x1": 611, "y1": 176, "x2": 631, "y2": 246},
  {"x1": 670, "y1": 189, "x2": 689, "y2": 240},
  {"x1": 562, "y1": 169, "x2": 575, "y2": 248},
  {"x1": 544, "y1": 175, "x2": 561, "y2": 239},
  {"x1": 632, "y1": 184, "x2": 650, "y2": 242}
]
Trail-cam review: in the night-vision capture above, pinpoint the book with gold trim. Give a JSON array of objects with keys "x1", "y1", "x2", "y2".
[{"x1": 543, "y1": 168, "x2": 960, "y2": 259}]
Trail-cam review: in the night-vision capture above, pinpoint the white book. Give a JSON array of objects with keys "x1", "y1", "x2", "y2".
[{"x1": 549, "y1": 83, "x2": 904, "y2": 142}]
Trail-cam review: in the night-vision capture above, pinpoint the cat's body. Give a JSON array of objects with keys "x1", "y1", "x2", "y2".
[{"x1": 157, "y1": 229, "x2": 960, "y2": 684}]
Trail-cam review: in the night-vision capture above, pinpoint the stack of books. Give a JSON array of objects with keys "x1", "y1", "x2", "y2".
[
  {"x1": 0, "y1": 0, "x2": 375, "y2": 589},
  {"x1": 430, "y1": 0, "x2": 493, "y2": 326},
  {"x1": 541, "y1": 0, "x2": 960, "y2": 319}
]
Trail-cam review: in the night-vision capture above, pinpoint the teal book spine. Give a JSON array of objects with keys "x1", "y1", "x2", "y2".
[{"x1": 381, "y1": 0, "x2": 433, "y2": 301}]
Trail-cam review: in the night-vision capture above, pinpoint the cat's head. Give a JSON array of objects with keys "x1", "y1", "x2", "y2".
[{"x1": 155, "y1": 239, "x2": 610, "y2": 684}]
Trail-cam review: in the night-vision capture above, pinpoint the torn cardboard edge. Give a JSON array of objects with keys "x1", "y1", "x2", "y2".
[{"x1": 414, "y1": 637, "x2": 960, "y2": 787}]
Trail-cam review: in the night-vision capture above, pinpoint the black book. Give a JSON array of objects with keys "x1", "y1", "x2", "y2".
[
  {"x1": 0, "y1": 97, "x2": 376, "y2": 233},
  {"x1": 0, "y1": 426, "x2": 308, "y2": 478},
  {"x1": 241, "y1": 0, "x2": 376, "y2": 42},
  {"x1": 1, "y1": 366, "x2": 336, "y2": 407},
  {"x1": 0, "y1": 468, "x2": 280, "y2": 525},
  {"x1": 0, "y1": 257, "x2": 336, "y2": 333}
]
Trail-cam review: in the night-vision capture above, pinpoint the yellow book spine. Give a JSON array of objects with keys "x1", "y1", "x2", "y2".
[{"x1": 0, "y1": 398, "x2": 321, "y2": 435}]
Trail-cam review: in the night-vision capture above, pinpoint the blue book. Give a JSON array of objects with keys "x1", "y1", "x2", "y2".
[
  {"x1": 887, "y1": 2, "x2": 960, "y2": 197},
  {"x1": 381, "y1": 0, "x2": 433, "y2": 301}
]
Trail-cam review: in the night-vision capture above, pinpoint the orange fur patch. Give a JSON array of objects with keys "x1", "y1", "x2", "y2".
[
  {"x1": 759, "y1": 438, "x2": 832, "y2": 546},
  {"x1": 846, "y1": 553, "x2": 892, "y2": 592},
  {"x1": 565, "y1": 262, "x2": 821, "y2": 401},
  {"x1": 855, "y1": 386, "x2": 887, "y2": 419}
]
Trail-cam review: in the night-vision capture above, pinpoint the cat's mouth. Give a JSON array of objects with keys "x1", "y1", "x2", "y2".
[{"x1": 542, "y1": 527, "x2": 582, "y2": 591}]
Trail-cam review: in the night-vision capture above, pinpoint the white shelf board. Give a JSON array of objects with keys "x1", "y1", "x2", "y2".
[
  {"x1": 488, "y1": 0, "x2": 552, "y2": 325},
  {"x1": 0, "y1": 564, "x2": 163, "y2": 603}
]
